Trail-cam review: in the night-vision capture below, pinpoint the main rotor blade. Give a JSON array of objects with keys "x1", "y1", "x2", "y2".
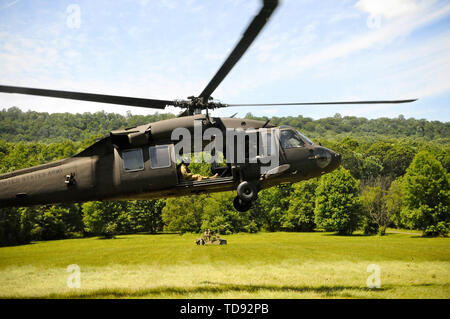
[
  {"x1": 227, "y1": 99, "x2": 418, "y2": 107},
  {"x1": 0, "y1": 85, "x2": 174, "y2": 109},
  {"x1": 198, "y1": 0, "x2": 279, "y2": 101}
]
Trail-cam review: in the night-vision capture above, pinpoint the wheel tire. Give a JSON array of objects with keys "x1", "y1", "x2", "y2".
[
  {"x1": 233, "y1": 196, "x2": 252, "y2": 212},
  {"x1": 237, "y1": 181, "x2": 257, "y2": 202}
]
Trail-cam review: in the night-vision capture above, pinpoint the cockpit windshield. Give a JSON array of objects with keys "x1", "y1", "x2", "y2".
[
  {"x1": 279, "y1": 128, "x2": 314, "y2": 149},
  {"x1": 296, "y1": 130, "x2": 314, "y2": 145},
  {"x1": 280, "y1": 129, "x2": 305, "y2": 148}
]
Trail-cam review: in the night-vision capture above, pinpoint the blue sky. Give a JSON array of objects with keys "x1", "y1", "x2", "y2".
[{"x1": 0, "y1": 0, "x2": 449, "y2": 121}]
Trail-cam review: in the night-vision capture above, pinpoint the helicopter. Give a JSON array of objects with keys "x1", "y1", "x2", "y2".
[{"x1": 0, "y1": 0, "x2": 416, "y2": 212}]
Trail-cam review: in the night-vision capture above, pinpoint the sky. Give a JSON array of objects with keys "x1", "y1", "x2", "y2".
[{"x1": 0, "y1": 0, "x2": 449, "y2": 121}]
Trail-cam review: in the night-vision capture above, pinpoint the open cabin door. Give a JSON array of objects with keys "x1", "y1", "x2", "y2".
[{"x1": 117, "y1": 144, "x2": 178, "y2": 194}]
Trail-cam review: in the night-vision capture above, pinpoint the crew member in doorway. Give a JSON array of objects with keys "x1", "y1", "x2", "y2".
[{"x1": 177, "y1": 160, "x2": 218, "y2": 181}]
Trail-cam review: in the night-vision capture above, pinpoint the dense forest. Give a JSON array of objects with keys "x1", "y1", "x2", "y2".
[
  {"x1": 1, "y1": 107, "x2": 448, "y2": 142},
  {"x1": 0, "y1": 107, "x2": 448, "y2": 246}
]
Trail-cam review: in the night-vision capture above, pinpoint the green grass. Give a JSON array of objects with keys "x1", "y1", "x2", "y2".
[{"x1": 0, "y1": 232, "x2": 449, "y2": 299}]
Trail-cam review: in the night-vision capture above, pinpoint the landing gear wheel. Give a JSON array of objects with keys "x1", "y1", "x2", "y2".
[
  {"x1": 237, "y1": 181, "x2": 258, "y2": 202},
  {"x1": 233, "y1": 196, "x2": 252, "y2": 212}
]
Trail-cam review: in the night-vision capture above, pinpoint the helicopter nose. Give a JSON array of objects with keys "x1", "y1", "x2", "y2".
[
  {"x1": 337, "y1": 153, "x2": 342, "y2": 163},
  {"x1": 330, "y1": 152, "x2": 342, "y2": 170},
  {"x1": 313, "y1": 147, "x2": 341, "y2": 172}
]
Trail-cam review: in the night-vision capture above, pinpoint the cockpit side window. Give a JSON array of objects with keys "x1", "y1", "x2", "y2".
[
  {"x1": 296, "y1": 130, "x2": 314, "y2": 145},
  {"x1": 280, "y1": 130, "x2": 305, "y2": 149}
]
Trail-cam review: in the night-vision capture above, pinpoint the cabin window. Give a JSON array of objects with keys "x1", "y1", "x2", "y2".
[
  {"x1": 122, "y1": 148, "x2": 144, "y2": 172},
  {"x1": 280, "y1": 130, "x2": 305, "y2": 149},
  {"x1": 149, "y1": 145, "x2": 171, "y2": 169}
]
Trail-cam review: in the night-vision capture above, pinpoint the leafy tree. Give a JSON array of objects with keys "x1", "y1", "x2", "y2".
[
  {"x1": 281, "y1": 179, "x2": 317, "y2": 232},
  {"x1": 162, "y1": 195, "x2": 205, "y2": 233},
  {"x1": 251, "y1": 185, "x2": 291, "y2": 232},
  {"x1": 202, "y1": 192, "x2": 256, "y2": 234},
  {"x1": 426, "y1": 144, "x2": 450, "y2": 173},
  {"x1": 82, "y1": 201, "x2": 127, "y2": 238},
  {"x1": 0, "y1": 204, "x2": 84, "y2": 245},
  {"x1": 324, "y1": 138, "x2": 362, "y2": 179},
  {"x1": 127, "y1": 200, "x2": 165, "y2": 234},
  {"x1": 0, "y1": 207, "x2": 33, "y2": 246},
  {"x1": 365, "y1": 141, "x2": 416, "y2": 178},
  {"x1": 30, "y1": 205, "x2": 70, "y2": 240},
  {"x1": 399, "y1": 151, "x2": 449, "y2": 236},
  {"x1": 314, "y1": 167, "x2": 363, "y2": 235},
  {"x1": 385, "y1": 177, "x2": 404, "y2": 228},
  {"x1": 383, "y1": 144, "x2": 415, "y2": 178},
  {"x1": 64, "y1": 204, "x2": 84, "y2": 235},
  {"x1": 360, "y1": 185, "x2": 390, "y2": 235},
  {"x1": 360, "y1": 156, "x2": 384, "y2": 181}
]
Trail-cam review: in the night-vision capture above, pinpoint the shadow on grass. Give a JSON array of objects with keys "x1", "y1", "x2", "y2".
[
  {"x1": 95, "y1": 232, "x2": 183, "y2": 240},
  {"x1": 0, "y1": 242, "x2": 37, "y2": 248},
  {"x1": 411, "y1": 283, "x2": 449, "y2": 288},
  {"x1": 321, "y1": 232, "x2": 429, "y2": 238},
  {"x1": 41, "y1": 283, "x2": 388, "y2": 299},
  {"x1": 321, "y1": 233, "x2": 368, "y2": 237},
  {"x1": 140, "y1": 232, "x2": 181, "y2": 236}
]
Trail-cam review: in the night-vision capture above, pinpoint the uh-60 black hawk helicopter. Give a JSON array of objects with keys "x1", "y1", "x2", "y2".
[{"x1": 0, "y1": 0, "x2": 416, "y2": 212}]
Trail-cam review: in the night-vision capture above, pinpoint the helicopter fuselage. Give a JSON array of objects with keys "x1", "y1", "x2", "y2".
[{"x1": 0, "y1": 115, "x2": 341, "y2": 209}]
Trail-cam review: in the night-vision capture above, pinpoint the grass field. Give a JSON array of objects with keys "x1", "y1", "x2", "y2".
[{"x1": 0, "y1": 231, "x2": 449, "y2": 299}]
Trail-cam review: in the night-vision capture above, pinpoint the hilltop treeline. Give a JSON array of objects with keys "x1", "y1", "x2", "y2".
[
  {"x1": 246, "y1": 113, "x2": 449, "y2": 141},
  {"x1": 0, "y1": 108, "x2": 448, "y2": 245},
  {"x1": 0, "y1": 107, "x2": 175, "y2": 143},
  {"x1": 1, "y1": 107, "x2": 449, "y2": 142}
]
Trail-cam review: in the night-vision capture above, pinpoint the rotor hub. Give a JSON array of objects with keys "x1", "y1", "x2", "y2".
[{"x1": 174, "y1": 96, "x2": 228, "y2": 115}]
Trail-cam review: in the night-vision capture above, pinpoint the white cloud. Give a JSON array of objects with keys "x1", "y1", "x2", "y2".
[
  {"x1": 355, "y1": 0, "x2": 430, "y2": 20},
  {"x1": 291, "y1": 2, "x2": 450, "y2": 70},
  {"x1": 0, "y1": 0, "x2": 19, "y2": 10},
  {"x1": 329, "y1": 11, "x2": 361, "y2": 23},
  {"x1": 137, "y1": 0, "x2": 150, "y2": 6},
  {"x1": 214, "y1": 0, "x2": 450, "y2": 103}
]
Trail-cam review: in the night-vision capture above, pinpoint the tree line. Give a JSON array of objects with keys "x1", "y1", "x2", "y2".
[
  {"x1": 163, "y1": 150, "x2": 448, "y2": 237},
  {"x1": 0, "y1": 109, "x2": 448, "y2": 246},
  {"x1": 1, "y1": 107, "x2": 448, "y2": 143}
]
